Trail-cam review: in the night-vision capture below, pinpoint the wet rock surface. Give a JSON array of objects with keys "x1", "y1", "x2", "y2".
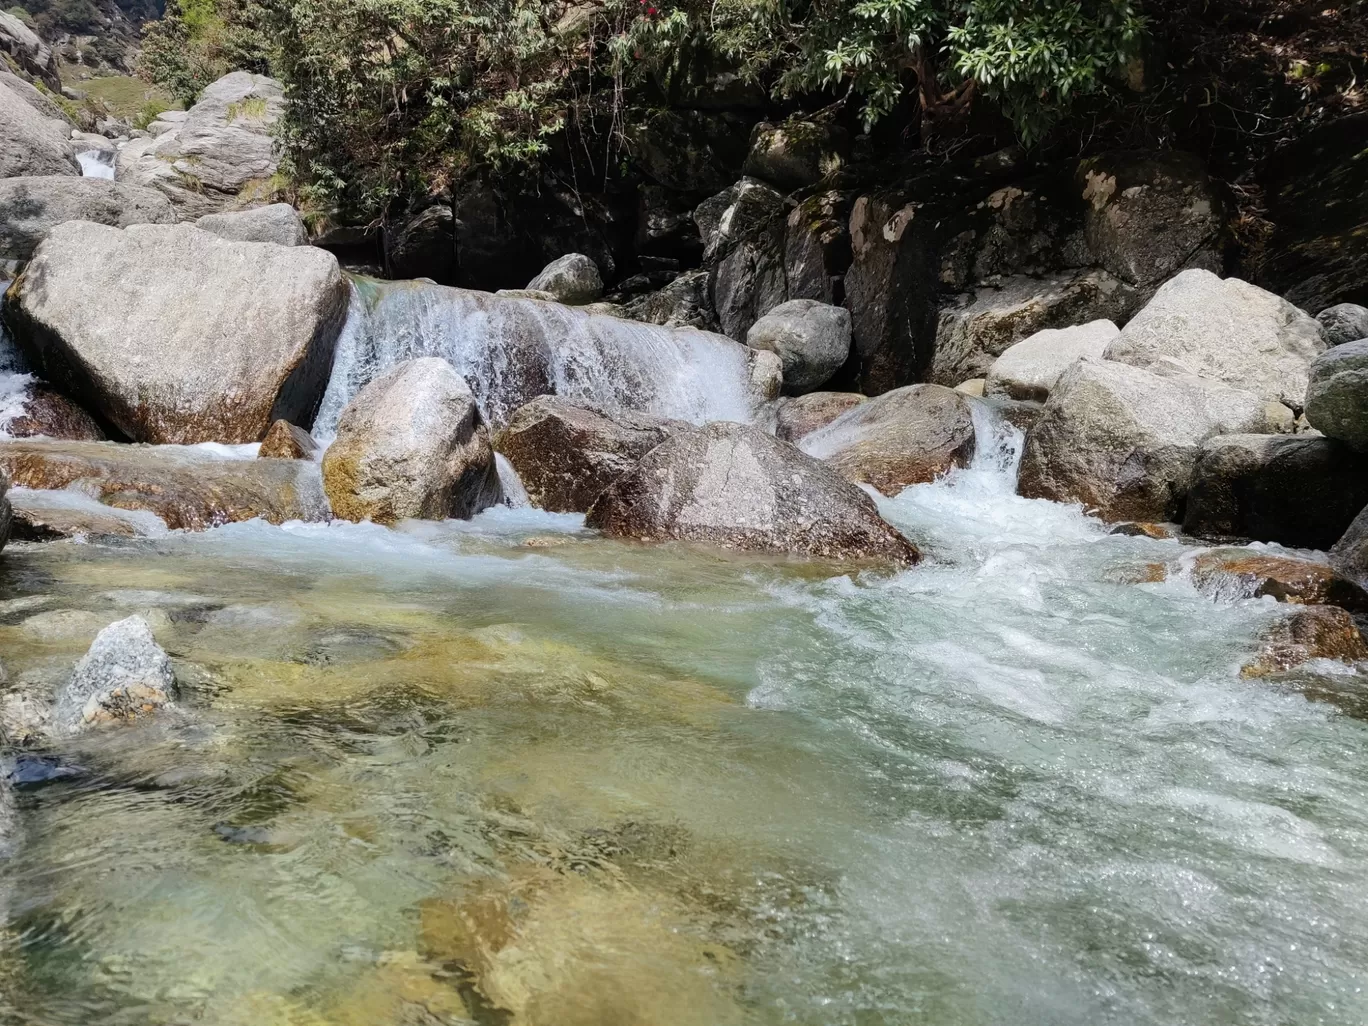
[
  {"x1": 322, "y1": 357, "x2": 502, "y2": 523},
  {"x1": 257, "y1": 420, "x2": 319, "y2": 461},
  {"x1": 494, "y1": 397, "x2": 686, "y2": 514},
  {"x1": 799, "y1": 384, "x2": 977, "y2": 495},
  {"x1": 54, "y1": 616, "x2": 177, "y2": 734},
  {"x1": 1189, "y1": 550, "x2": 1368, "y2": 612},
  {"x1": 1242, "y1": 605, "x2": 1368, "y2": 679},
  {"x1": 587, "y1": 422, "x2": 919, "y2": 564},
  {"x1": 0, "y1": 439, "x2": 330, "y2": 530},
  {"x1": 773, "y1": 391, "x2": 867, "y2": 443},
  {"x1": 1183, "y1": 434, "x2": 1368, "y2": 549}
]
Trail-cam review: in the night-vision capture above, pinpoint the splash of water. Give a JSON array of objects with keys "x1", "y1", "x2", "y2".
[
  {"x1": 314, "y1": 277, "x2": 764, "y2": 437},
  {"x1": 76, "y1": 150, "x2": 115, "y2": 180}
]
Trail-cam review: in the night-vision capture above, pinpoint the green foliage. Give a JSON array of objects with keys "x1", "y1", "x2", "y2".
[
  {"x1": 137, "y1": 0, "x2": 271, "y2": 106},
  {"x1": 4, "y1": 6, "x2": 36, "y2": 28}
]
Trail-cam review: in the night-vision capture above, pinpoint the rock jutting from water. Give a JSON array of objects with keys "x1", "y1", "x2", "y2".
[
  {"x1": 322, "y1": 357, "x2": 503, "y2": 524},
  {"x1": 586, "y1": 421, "x2": 919, "y2": 564},
  {"x1": 53, "y1": 615, "x2": 178, "y2": 734}
]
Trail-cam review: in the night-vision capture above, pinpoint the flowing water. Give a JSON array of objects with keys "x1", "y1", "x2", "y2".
[
  {"x1": 2, "y1": 413, "x2": 1367, "y2": 1026},
  {"x1": 75, "y1": 152, "x2": 116, "y2": 181},
  {"x1": 315, "y1": 277, "x2": 764, "y2": 437}
]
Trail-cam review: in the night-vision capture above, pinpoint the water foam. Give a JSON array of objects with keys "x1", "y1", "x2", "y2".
[
  {"x1": 314, "y1": 277, "x2": 762, "y2": 436},
  {"x1": 76, "y1": 150, "x2": 116, "y2": 179}
]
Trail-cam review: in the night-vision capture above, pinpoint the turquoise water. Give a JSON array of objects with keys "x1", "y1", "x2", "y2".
[{"x1": 0, "y1": 456, "x2": 1366, "y2": 1025}]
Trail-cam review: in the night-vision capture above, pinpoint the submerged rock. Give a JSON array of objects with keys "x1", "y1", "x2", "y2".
[
  {"x1": 1103, "y1": 270, "x2": 1325, "y2": 408},
  {"x1": 745, "y1": 299, "x2": 851, "y2": 394},
  {"x1": 1183, "y1": 434, "x2": 1368, "y2": 549},
  {"x1": 586, "y1": 422, "x2": 918, "y2": 563},
  {"x1": 799, "y1": 384, "x2": 976, "y2": 495},
  {"x1": 1304, "y1": 340, "x2": 1368, "y2": 451},
  {"x1": 774, "y1": 392, "x2": 867, "y2": 443},
  {"x1": 0, "y1": 439, "x2": 330, "y2": 530},
  {"x1": 322, "y1": 357, "x2": 502, "y2": 523},
  {"x1": 984, "y1": 319, "x2": 1119, "y2": 401},
  {"x1": 4, "y1": 222, "x2": 349, "y2": 444},
  {"x1": 494, "y1": 397, "x2": 685, "y2": 513},
  {"x1": 54, "y1": 616, "x2": 177, "y2": 733},
  {"x1": 0, "y1": 177, "x2": 176, "y2": 262},
  {"x1": 1018, "y1": 358, "x2": 1276, "y2": 522},
  {"x1": 195, "y1": 203, "x2": 308, "y2": 247},
  {"x1": 257, "y1": 419, "x2": 319, "y2": 461},
  {"x1": 526, "y1": 253, "x2": 604, "y2": 305},
  {"x1": 1189, "y1": 550, "x2": 1368, "y2": 611},
  {"x1": 1242, "y1": 605, "x2": 1368, "y2": 679},
  {"x1": 9, "y1": 488, "x2": 164, "y2": 541}
]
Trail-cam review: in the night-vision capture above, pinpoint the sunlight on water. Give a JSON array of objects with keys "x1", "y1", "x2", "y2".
[{"x1": 1, "y1": 426, "x2": 1367, "y2": 1025}]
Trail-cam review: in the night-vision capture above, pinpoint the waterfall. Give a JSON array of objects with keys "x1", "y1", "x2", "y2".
[
  {"x1": 76, "y1": 150, "x2": 116, "y2": 179},
  {"x1": 965, "y1": 397, "x2": 1026, "y2": 480},
  {"x1": 313, "y1": 277, "x2": 765, "y2": 437}
]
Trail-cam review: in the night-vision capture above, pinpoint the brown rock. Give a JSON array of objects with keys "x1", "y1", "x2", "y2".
[
  {"x1": 1109, "y1": 522, "x2": 1179, "y2": 540},
  {"x1": 1, "y1": 382, "x2": 105, "y2": 440},
  {"x1": 774, "y1": 392, "x2": 867, "y2": 443},
  {"x1": 322, "y1": 357, "x2": 502, "y2": 524},
  {"x1": 1190, "y1": 551, "x2": 1368, "y2": 611},
  {"x1": 9, "y1": 491, "x2": 158, "y2": 541},
  {"x1": 798, "y1": 384, "x2": 976, "y2": 495},
  {"x1": 494, "y1": 397, "x2": 685, "y2": 513},
  {"x1": 586, "y1": 422, "x2": 919, "y2": 564},
  {"x1": 1242, "y1": 605, "x2": 1368, "y2": 678},
  {"x1": 258, "y1": 419, "x2": 318, "y2": 460},
  {"x1": 0, "y1": 439, "x2": 330, "y2": 531}
]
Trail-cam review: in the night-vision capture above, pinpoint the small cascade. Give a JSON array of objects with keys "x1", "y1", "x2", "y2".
[
  {"x1": 76, "y1": 150, "x2": 116, "y2": 180},
  {"x1": 965, "y1": 397, "x2": 1026, "y2": 480},
  {"x1": 314, "y1": 277, "x2": 764, "y2": 436},
  {"x1": 494, "y1": 454, "x2": 531, "y2": 508},
  {"x1": 0, "y1": 285, "x2": 35, "y2": 440}
]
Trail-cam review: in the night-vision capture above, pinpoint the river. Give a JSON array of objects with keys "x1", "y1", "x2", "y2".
[{"x1": 1, "y1": 412, "x2": 1365, "y2": 1025}]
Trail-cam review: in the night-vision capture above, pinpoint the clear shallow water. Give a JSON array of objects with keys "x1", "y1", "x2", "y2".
[{"x1": 1, "y1": 445, "x2": 1367, "y2": 1025}]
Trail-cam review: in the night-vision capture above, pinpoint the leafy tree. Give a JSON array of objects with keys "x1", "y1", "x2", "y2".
[{"x1": 137, "y1": 0, "x2": 271, "y2": 105}]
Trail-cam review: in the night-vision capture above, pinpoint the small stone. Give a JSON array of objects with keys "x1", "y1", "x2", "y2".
[
  {"x1": 258, "y1": 419, "x2": 319, "y2": 460},
  {"x1": 54, "y1": 615, "x2": 177, "y2": 733},
  {"x1": 954, "y1": 379, "x2": 986, "y2": 397}
]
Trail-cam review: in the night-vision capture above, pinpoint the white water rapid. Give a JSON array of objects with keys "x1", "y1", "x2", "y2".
[
  {"x1": 76, "y1": 149, "x2": 116, "y2": 179},
  {"x1": 314, "y1": 276, "x2": 766, "y2": 436}
]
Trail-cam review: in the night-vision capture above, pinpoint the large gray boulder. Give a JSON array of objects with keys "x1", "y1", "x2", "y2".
[
  {"x1": 0, "y1": 70, "x2": 62, "y2": 119},
  {"x1": 494, "y1": 397, "x2": 685, "y2": 513},
  {"x1": 697, "y1": 178, "x2": 787, "y2": 340},
  {"x1": 985, "y1": 319, "x2": 1119, "y2": 401},
  {"x1": 586, "y1": 422, "x2": 919, "y2": 564},
  {"x1": 322, "y1": 357, "x2": 502, "y2": 523},
  {"x1": 1018, "y1": 358, "x2": 1278, "y2": 521},
  {"x1": 1304, "y1": 340, "x2": 1368, "y2": 450},
  {"x1": 1332, "y1": 506, "x2": 1368, "y2": 589},
  {"x1": 3, "y1": 222, "x2": 349, "y2": 444},
  {"x1": 0, "y1": 78, "x2": 76, "y2": 179},
  {"x1": 0, "y1": 177, "x2": 176, "y2": 261},
  {"x1": 1103, "y1": 269, "x2": 1325, "y2": 408},
  {"x1": 526, "y1": 254, "x2": 603, "y2": 305},
  {"x1": 932, "y1": 269, "x2": 1139, "y2": 386},
  {"x1": 799, "y1": 384, "x2": 977, "y2": 496},
  {"x1": 783, "y1": 191, "x2": 850, "y2": 306},
  {"x1": 1317, "y1": 304, "x2": 1368, "y2": 347},
  {"x1": 0, "y1": 11, "x2": 59, "y2": 88},
  {"x1": 195, "y1": 203, "x2": 307, "y2": 247},
  {"x1": 1184, "y1": 434, "x2": 1368, "y2": 550},
  {"x1": 741, "y1": 121, "x2": 847, "y2": 191},
  {"x1": 745, "y1": 299, "x2": 850, "y2": 394},
  {"x1": 54, "y1": 616, "x2": 177, "y2": 734},
  {"x1": 1076, "y1": 151, "x2": 1223, "y2": 290},
  {"x1": 116, "y1": 72, "x2": 284, "y2": 217}
]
